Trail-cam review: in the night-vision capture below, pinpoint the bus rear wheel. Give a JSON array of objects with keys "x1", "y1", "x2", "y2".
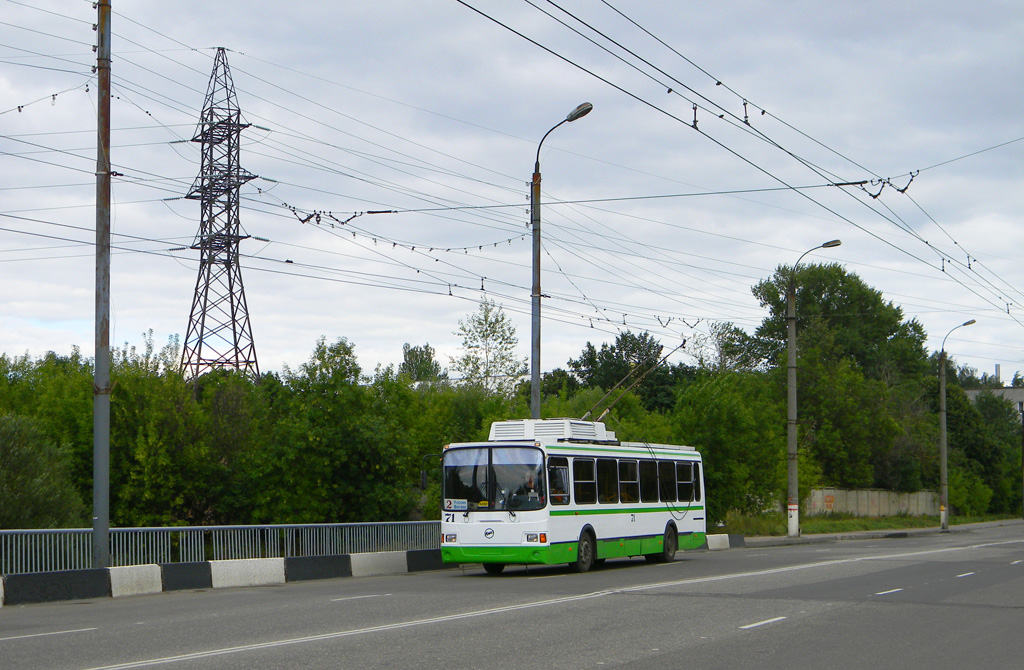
[
  {"x1": 483, "y1": 563, "x2": 505, "y2": 575},
  {"x1": 572, "y1": 531, "x2": 595, "y2": 573}
]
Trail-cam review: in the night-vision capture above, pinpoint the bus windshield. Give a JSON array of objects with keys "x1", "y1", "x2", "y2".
[{"x1": 443, "y1": 446, "x2": 545, "y2": 511}]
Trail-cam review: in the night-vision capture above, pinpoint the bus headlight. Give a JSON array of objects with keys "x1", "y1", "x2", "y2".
[
  {"x1": 443, "y1": 534, "x2": 457, "y2": 543},
  {"x1": 524, "y1": 533, "x2": 547, "y2": 544}
]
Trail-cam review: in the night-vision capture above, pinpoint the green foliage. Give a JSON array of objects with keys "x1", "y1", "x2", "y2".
[
  {"x1": 450, "y1": 299, "x2": 526, "y2": 398},
  {"x1": 567, "y1": 330, "x2": 694, "y2": 412},
  {"x1": 948, "y1": 467, "x2": 993, "y2": 516},
  {"x1": 399, "y1": 342, "x2": 447, "y2": 381},
  {"x1": 668, "y1": 372, "x2": 784, "y2": 522},
  {"x1": 3, "y1": 260, "x2": 1022, "y2": 528},
  {"x1": 0, "y1": 414, "x2": 86, "y2": 528},
  {"x1": 753, "y1": 263, "x2": 928, "y2": 383}
]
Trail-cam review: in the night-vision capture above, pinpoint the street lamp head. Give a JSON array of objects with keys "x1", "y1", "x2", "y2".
[
  {"x1": 566, "y1": 102, "x2": 593, "y2": 123},
  {"x1": 821, "y1": 239, "x2": 842, "y2": 249},
  {"x1": 962, "y1": 319, "x2": 977, "y2": 327}
]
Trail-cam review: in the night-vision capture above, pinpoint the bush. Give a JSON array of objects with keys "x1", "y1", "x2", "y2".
[{"x1": 948, "y1": 467, "x2": 993, "y2": 516}]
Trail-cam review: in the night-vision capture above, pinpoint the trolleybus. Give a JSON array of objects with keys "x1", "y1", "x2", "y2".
[{"x1": 440, "y1": 418, "x2": 706, "y2": 573}]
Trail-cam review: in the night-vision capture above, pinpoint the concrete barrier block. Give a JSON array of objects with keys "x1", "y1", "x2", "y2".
[
  {"x1": 109, "y1": 565, "x2": 162, "y2": 598},
  {"x1": 284, "y1": 555, "x2": 352, "y2": 582},
  {"x1": 351, "y1": 551, "x2": 408, "y2": 577},
  {"x1": 161, "y1": 562, "x2": 212, "y2": 591},
  {"x1": 406, "y1": 549, "x2": 446, "y2": 572},
  {"x1": 2, "y1": 569, "x2": 110, "y2": 605},
  {"x1": 210, "y1": 558, "x2": 285, "y2": 589},
  {"x1": 706, "y1": 534, "x2": 732, "y2": 551}
]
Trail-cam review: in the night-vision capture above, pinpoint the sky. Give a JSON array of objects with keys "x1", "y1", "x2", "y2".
[{"x1": 2, "y1": 0, "x2": 1023, "y2": 382}]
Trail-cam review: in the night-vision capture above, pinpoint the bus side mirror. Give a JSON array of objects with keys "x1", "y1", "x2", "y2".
[{"x1": 420, "y1": 470, "x2": 428, "y2": 490}]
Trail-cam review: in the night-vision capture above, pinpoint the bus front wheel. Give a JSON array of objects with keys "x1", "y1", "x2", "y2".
[{"x1": 572, "y1": 531, "x2": 595, "y2": 573}]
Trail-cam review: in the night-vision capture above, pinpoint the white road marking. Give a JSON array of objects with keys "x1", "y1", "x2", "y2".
[
  {"x1": 330, "y1": 594, "x2": 390, "y2": 602},
  {"x1": 740, "y1": 616, "x2": 786, "y2": 629},
  {"x1": 874, "y1": 588, "x2": 903, "y2": 595},
  {"x1": 1011, "y1": 560, "x2": 1022, "y2": 565},
  {"x1": 81, "y1": 538, "x2": 1024, "y2": 669},
  {"x1": 0, "y1": 627, "x2": 98, "y2": 642},
  {"x1": 956, "y1": 572, "x2": 975, "y2": 578}
]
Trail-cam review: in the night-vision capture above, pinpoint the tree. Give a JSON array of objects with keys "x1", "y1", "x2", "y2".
[
  {"x1": 450, "y1": 299, "x2": 526, "y2": 398},
  {"x1": 567, "y1": 330, "x2": 691, "y2": 412},
  {"x1": 399, "y1": 343, "x2": 447, "y2": 382},
  {"x1": 752, "y1": 263, "x2": 928, "y2": 383},
  {"x1": 0, "y1": 414, "x2": 85, "y2": 528},
  {"x1": 692, "y1": 321, "x2": 768, "y2": 373},
  {"x1": 668, "y1": 372, "x2": 787, "y2": 522}
]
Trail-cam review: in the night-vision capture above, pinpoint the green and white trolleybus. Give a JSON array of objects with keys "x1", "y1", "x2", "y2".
[{"x1": 441, "y1": 418, "x2": 706, "y2": 573}]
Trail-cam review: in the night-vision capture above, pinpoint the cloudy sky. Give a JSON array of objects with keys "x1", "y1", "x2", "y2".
[{"x1": 2, "y1": 0, "x2": 1023, "y2": 381}]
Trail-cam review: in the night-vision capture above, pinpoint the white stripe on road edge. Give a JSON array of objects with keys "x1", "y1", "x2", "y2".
[
  {"x1": 956, "y1": 572, "x2": 975, "y2": 578},
  {"x1": 82, "y1": 538, "x2": 1024, "y2": 669},
  {"x1": 0, "y1": 628, "x2": 98, "y2": 642},
  {"x1": 874, "y1": 588, "x2": 903, "y2": 595},
  {"x1": 740, "y1": 617, "x2": 786, "y2": 629},
  {"x1": 330, "y1": 594, "x2": 391, "y2": 602}
]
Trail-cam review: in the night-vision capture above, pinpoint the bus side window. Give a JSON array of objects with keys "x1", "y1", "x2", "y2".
[
  {"x1": 548, "y1": 456, "x2": 570, "y2": 505},
  {"x1": 619, "y1": 460, "x2": 639, "y2": 503},
  {"x1": 693, "y1": 463, "x2": 702, "y2": 502},
  {"x1": 677, "y1": 461, "x2": 694, "y2": 501},
  {"x1": 573, "y1": 458, "x2": 597, "y2": 504},
  {"x1": 658, "y1": 460, "x2": 676, "y2": 502},
  {"x1": 639, "y1": 459, "x2": 659, "y2": 502},
  {"x1": 597, "y1": 458, "x2": 619, "y2": 504}
]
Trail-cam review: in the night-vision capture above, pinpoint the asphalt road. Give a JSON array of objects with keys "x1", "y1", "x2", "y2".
[{"x1": 2, "y1": 523, "x2": 1022, "y2": 669}]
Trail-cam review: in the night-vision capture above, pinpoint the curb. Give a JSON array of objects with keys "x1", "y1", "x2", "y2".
[
  {"x1": 726, "y1": 517, "x2": 1024, "y2": 549},
  {"x1": 1, "y1": 549, "x2": 453, "y2": 607}
]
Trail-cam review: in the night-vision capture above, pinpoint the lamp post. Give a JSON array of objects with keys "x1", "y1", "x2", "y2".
[
  {"x1": 939, "y1": 318, "x2": 976, "y2": 531},
  {"x1": 530, "y1": 102, "x2": 593, "y2": 420},
  {"x1": 786, "y1": 239, "x2": 841, "y2": 538}
]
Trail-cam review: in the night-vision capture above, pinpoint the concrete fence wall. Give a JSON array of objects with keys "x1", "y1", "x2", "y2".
[{"x1": 806, "y1": 487, "x2": 938, "y2": 517}]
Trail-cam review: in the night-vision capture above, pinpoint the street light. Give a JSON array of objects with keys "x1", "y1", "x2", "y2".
[
  {"x1": 531, "y1": 102, "x2": 593, "y2": 420},
  {"x1": 786, "y1": 238, "x2": 841, "y2": 538},
  {"x1": 939, "y1": 318, "x2": 976, "y2": 531}
]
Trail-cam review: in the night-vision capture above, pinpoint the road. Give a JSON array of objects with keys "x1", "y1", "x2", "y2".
[{"x1": 1, "y1": 523, "x2": 1022, "y2": 669}]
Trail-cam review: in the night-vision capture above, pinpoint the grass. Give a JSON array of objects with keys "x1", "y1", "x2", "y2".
[{"x1": 710, "y1": 510, "x2": 1019, "y2": 537}]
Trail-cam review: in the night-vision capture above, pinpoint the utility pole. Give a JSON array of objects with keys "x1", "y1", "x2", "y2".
[
  {"x1": 92, "y1": 0, "x2": 112, "y2": 569},
  {"x1": 938, "y1": 349, "x2": 949, "y2": 531}
]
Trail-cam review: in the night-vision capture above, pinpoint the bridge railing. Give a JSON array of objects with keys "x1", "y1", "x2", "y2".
[{"x1": 0, "y1": 521, "x2": 440, "y2": 576}]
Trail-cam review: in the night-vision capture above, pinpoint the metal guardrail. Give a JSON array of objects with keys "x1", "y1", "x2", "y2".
[{"x1": 0, "y1": 522, "x2": 440, "y2": 576}]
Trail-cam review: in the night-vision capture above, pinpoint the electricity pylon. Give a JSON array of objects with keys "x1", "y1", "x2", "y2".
[{"x1": 180, "y1": 47, "x2": 259, "y2": 380}]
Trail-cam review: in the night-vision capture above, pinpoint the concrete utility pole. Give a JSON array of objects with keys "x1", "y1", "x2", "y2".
[
  {"x1": 529, "y1": 102, "x2": 592, "y2": 419},
  {"x1": 92, "y1": 0, "x2": 112, "y2": 569},
  {"x1": 786, "y1": 239, "x2": 841, "y2": 538},
  {"x1": 939, "y1": 319, "x2": 975, "y2": 531}
]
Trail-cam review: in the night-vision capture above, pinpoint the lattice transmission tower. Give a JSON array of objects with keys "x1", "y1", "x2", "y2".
[{"x1": 181, "y1": 48, "x2": 259, "y2": 380}]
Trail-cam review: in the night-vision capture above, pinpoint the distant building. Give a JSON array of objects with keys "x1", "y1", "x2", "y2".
[{"x1": 964, "y1": 387, "x2": 1024, "y2": 415}]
